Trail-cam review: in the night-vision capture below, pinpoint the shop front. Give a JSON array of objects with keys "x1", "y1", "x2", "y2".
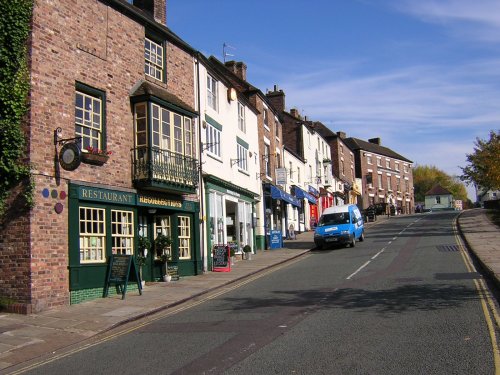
[
  {"x1": 205, "y1": 176, "x2": 258, "y2": 269},
  {"x1": 307, "y1": 185, "x2": 320, "y2": 229},
  {"x1": 263, "y1": 184, "x2": 301, "y2": 248},
  {"x1": 292, "y1": 185, "x2": 317, "y2": 232},
  {"x1": 68, "y1": 183, "x2": 200, "y2": 304}
]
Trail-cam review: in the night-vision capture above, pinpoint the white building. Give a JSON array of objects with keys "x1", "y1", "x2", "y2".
[{"x1": 195, "y1": 55, "x2": 261, "y2": 270}]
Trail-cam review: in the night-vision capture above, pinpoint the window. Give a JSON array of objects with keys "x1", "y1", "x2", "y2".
[
  {"x1": 341, "y1": 160, "x2": 345, "y2": 175},
  {"x1": 146, "y1": 103, "x2": 196, "y2": 157},
  {"x1": 340, "y1": 145, "x2": 343, "y2": 154},
  {"x1": 111, "y1": 210, "x2": 134, "y2": 255},
  {"x1": 178, "y1": 216, "x2": 191, "y2": 259},
  {"x1": 297, "y1": 167, "x2": 301, "y2": 183},
  {"x1": 264, "y1": 144, "x2": 271, "y2": 176},
  {"x1": 263, "y1": 108, "x2": 269, "y2": 128},
  {"x1": 238, "y1": 102, "x2": 246, "y2": 132},
  {"x1": 436, "y1": 196, "x2": 441, "y2": 204},
  {"x1": 236, "y1": 143, "x2": 248, "y2": 171},
  {"x1": 289, "y1": 161, "x2": 293, "y2": 179},
  {"x1": 395, "y1": 162, "x2": 400, "y2": 171},
  {"x1": 75, "y1": 85, "x2": 104, "y2": 151},
  {"x1": 387, "y1": 176, "x2": 392, "y2": 191},
  {"x1": 275, "y1": 119, "x2": 280, "y2": 138},
  {"x1": 377, "y1": 157, "x2": 382, "y2": 167},
  {"x1": 367, "y1": 156, "x2": 372, "y2": 165},
  {"x1": 377, "y1": 174, "x2": 383, "y2": 189},
  {"x1": 207, "y1": 74, "x2": 218, "y2": 111},
  {"x1": 396, "y1": 178, "x2": 401, "y2": 192},
  {"x1": 404, "y1": 164, "x2": 409, "y2": 173},
  {"x1": 206, "y1": 123, "x2": 221, "y2": 157},
  {"x1": 386, "y1": 159, "x2": 390, "y2": 169},
  {"x1": 79, "y1": 207, "x2": 106, "y2": 263},
  {"x1": 155, "y1": 216, "x2": 171, "y2": 259},
  {"x1": 145, "y1": 38, "x2": 163, "y2": 81}
]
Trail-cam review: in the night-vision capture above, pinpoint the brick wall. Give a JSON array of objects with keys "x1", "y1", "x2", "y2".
[{"x1": 0, "y1": 0, "x2": 195, "y2": 313}]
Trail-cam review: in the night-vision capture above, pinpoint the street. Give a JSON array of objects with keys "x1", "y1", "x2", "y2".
[{"x1": 22, "y1": 212, "x2": 498, "y2": 374}]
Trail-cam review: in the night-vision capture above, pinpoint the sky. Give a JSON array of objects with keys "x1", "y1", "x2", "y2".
[{"x1": 168, "y1": 0, "x2": 500, "y2": 200}]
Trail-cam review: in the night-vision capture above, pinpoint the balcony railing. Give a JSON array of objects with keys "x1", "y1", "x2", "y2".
[{"x1": 131, "y1": 146, "x2": 198, "y2": 192}]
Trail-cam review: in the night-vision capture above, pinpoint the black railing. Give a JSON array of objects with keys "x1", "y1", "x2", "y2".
[{"x1": 132, "y1": 146, "x2": 198, "y2": 188}]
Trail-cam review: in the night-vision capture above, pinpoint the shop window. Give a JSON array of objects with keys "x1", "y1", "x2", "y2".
[
  {"x1": 111, "y1": 210, "x2": 134, "y2": 255},
  {"x1": 154, "y1": 216, "x2": 172, "y2": 259},
  {"x1": 79, "y1": 207, "x2": 106, "y2": 263},
  {"x1": 178, "y1": 216, "x2": 191, "y2": 259}
]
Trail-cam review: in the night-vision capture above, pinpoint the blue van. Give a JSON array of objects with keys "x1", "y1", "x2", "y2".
[{"x1": 314, "y1": 204, "x2": 365, "y2": 249}]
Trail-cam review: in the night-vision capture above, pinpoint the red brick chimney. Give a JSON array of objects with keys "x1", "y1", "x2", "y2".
[
  {"x1": 337, "y1": 131, "x2": 346, "y2": 139},
  {"x1": 289, "y1": 108, "x2": 301, "y2": 119},
  {"x1": 368, "y1": 137, "x2": 381, "y2": 145},
  {"x1": 224, "y1": 60, "x2": 247, "y2": 81},
  {"x1": 133, "y1": 0, "x2": 166, "y2": 25},
  {"x1": 266, "y1": 85, "x2": 285, "y2": 112}
]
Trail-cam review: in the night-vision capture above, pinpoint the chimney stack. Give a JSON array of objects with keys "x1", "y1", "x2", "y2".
[
  {"x1": 133, "y1": 0, "x2": 167, "y2": 25},
  {"x1": 266, "y1": 84, "x2": 285, "y2": 112},
  {"x1": 224, "y1": 60, "x2": 247, "y2": 81},
  {"x1": 368, "y1": 137, "x2": 381, "y2": 145},
  {"x1": 336, "y1": 131, "x2": 346, "y2": 139},
  {"x1": 290, "y1": 108, "x2": 301, "y2": 119}
]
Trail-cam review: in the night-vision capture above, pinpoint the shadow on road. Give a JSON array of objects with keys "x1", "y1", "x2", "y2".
[{"x1": 222, "y1": 283, "x2": 479, "y2": 315}]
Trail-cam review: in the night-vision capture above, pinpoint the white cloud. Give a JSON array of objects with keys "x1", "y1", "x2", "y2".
[{"x1": 394, "y1": 0, "x2": 500, "y2": 42}]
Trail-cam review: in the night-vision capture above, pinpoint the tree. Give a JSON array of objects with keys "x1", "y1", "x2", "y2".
[
  {"x1": 413, "y1": 165, "x2": 469, "y2": 204},
  {"x1": 460, "y1": 130, "x2": 500, "y2": 191}
]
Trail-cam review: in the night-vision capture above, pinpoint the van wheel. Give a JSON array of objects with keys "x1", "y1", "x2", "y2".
[
  {"x1": 359, "y1": 232, "x2": 365, "y2": 242},
  {"x1": 351, "y1": 237, "x2": 356, "y2": 247}
]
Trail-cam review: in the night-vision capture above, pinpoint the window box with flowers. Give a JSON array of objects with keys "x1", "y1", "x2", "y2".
[{"x1": 81, "y1": 147, "x2": 112, "y2": 165}]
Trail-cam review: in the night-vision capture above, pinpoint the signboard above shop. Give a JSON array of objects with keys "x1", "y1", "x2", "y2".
[{"x1": 275, "y1": 168, "x2": 287, "y2": 186}]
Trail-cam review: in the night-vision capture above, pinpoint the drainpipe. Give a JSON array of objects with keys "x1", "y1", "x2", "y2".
[{"x1": 195, "y1": 53, "x2": 207, "y2": 273}]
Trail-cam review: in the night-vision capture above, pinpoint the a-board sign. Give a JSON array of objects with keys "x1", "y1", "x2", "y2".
[
  {"x1": 103, "y1": 254, "x2": 142, "y2": 299},
  {"x1": 270, "y1": 230, "x2": 282, "y2": 249},
  {"x1": 212, "y1": 244, "x2": 230, "y2": 272}
]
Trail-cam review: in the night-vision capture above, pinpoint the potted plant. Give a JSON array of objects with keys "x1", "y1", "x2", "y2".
[
  {"x1": 155, "y1": 234, "x2": 172, "y2": 281},
  {"x1": 81, "y1": 146, "x2": 112, "y2": 165},
  {"x1": 243, "y1": 245, "x2": 252, "y2": 260},
  {"x1": 230, "y1": 246, "x2": 236, "y2": 265}
]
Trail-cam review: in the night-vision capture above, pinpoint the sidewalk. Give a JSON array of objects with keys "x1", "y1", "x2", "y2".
[{"x1": 0, "y1": 210, "x2": 498, "y2": 372}]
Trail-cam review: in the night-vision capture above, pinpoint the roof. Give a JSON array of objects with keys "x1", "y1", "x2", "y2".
[
  {"x1": 343, "y1": 137, "x2": 412, "y2": 163},
  {"x1": 130, "y1": 80, "x2": 197, "y2": 115},
  {"x1": 425, "y1": 185, "x2": 453, "y2": 196},
  {"x1": 207, "y1": 56, "x2": 282, "y2": 119}
]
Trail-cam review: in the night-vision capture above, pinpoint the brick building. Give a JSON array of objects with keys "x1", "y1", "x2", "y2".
[
  {"x1": 343, "y1": 137, "x2": 415, "y2": 214},
  {"x1": 1, "y1": 0, "x2": 202, "y2": 313}
]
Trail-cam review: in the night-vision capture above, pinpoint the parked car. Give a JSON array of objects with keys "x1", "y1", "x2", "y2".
[{"x1": 314, "y1": 204, "x2": 365, "y2": 249}]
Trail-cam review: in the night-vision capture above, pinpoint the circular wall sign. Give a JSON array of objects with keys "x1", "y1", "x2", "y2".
[{"x1": 59, "y1": 142, "x2": 81, "y2": 171}]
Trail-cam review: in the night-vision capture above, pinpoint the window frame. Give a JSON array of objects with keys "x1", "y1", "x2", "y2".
[
  {"x1": 207, "y1": 74, "x2": 218, "y2": 111},
  {"x1": 75, "y1": 82, "x2": 106, "y2": 152},
  {"x1": 144, "y1": 37, "x2": 165, "y2": 81},
  {"x1": 237, "y1": 101, "x2": 246, "y2": 133}
]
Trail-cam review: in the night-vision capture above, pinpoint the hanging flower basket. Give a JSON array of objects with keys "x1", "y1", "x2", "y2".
[
  {"x1": 81, "y1": 153, "x2": 109, "y2": 165},
  {"x1": 81, "y1": 147, "x2": 112, "y2": 165}
]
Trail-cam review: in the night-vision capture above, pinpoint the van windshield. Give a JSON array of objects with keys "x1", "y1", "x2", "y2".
[{"x1": 318, "y1": 212, "x2": 350, "y2": 226}]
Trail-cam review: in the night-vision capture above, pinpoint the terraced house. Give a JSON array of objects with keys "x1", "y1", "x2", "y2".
[{"x1": 1, "y1": 0, "x2": 202, "y2": 313}]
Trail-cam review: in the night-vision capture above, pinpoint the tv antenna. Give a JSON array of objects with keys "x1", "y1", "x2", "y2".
[{"x1": 223, "y1": 42, "x2": 236, "y2": 63}]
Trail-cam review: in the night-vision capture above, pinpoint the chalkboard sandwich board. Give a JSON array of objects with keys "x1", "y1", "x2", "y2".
[
  {"x1": 103, "y1": 254, "x2": 143, "y2": 299},
  {"x1": 212, "y1": 244, "x2": 231, "y2": 272}
]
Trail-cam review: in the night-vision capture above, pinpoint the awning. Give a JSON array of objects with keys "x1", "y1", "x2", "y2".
[
  {"x1": 293, "y1": 186, "x2": 317, "y2": 205},
  {"x1": 270, "y1": 185, "x2": 301, "y2": 207}
]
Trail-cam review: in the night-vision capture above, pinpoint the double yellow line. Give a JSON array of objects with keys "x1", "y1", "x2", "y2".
[{"x1": 454, "y1": 218, "x2": 500, "y2": 374}]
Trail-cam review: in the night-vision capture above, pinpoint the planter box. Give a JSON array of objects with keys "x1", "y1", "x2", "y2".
[{"x1": 81, "y1": 153, "x2": 109, "y2": 165}]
